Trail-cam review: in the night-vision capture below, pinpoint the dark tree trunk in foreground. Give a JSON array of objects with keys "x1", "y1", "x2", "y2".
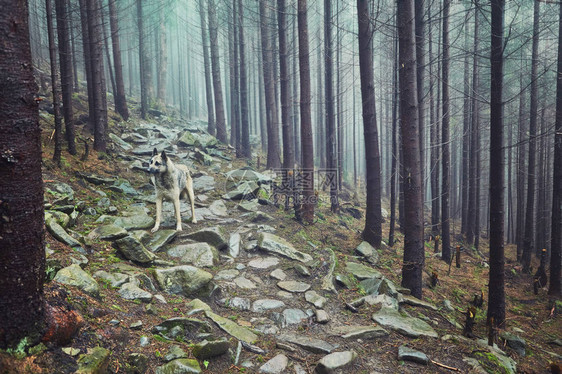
[
  {"x1": 298, "y1": 0, "x2": 314, "y2": 224},
  {"x1": 522, "y1": 0, "x2": 540, "y2": 273},
  {"x1": 389, "y1": 33, "x2": 398, "y2": 247},
  {"x1": 279, "y1": 0, "x2": 294, "y2": 168},
  {"x1": 55, "y1": 0, "x2": 76, "y2": 155},
  {"x1": 47, "y1": 0, "x2": 63, "y2": 165},
  {"x1": 108, "y1": 0, "x2": 129, "y2": 120},
  {"x1": 0, "y1": 0, "x2": 46, "y2": 348},
  {"x1": 357, "y1": 0, "x2": 382, "y2": 247},
  {"x1": 398, "y1": 0, "x2": 424, "y2": 299},
  {"x1": 487, "y1": 0, "x2": 506, "y2": 331},
  {"x1": 239, "y1": 0, "x2": 250, "y2": 158},
  {"x1": 549, "y1": 2, "x2": 562, "y2": 297},
  {"x1": 325, "y1": 0, "x2": 338, "y2": 213},
  {"x1": 415, "y1": 0, "x2": 425, "y2": 223},
  {"x1": 198, "y1": 0, "x2": 215, "y2": 135},
  {"x1": 441, "y1": 0, "x2": 451, "y2": 264},
  {"x1": 428, "y1": 2, "x2": 440, "y2": 236},
  {"x1": 208, "y1": 0, "x2": 227, "y2": 142}
]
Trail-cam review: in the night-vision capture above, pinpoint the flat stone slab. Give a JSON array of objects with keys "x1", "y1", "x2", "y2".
[
  {"x1": 205, "y1": 311, "x2": 257, "y2": 344},
  {"x1": 154, "y1": 266, "x2": 213, "y2": 297},
  {"x1": 114, "y1": 235, "x2": 156, "y2": 264},
  {"x1": 234, "y1": 276, "x2": 257, "y2": 289},
  {"x1": 305, "y1": 291, "x2": 327, "y2": 309},
  {"x1": 355, "y1": 241, "x2": 379, "y2": 265},
  {"x1": 258, "y1": 233, "x2": 313, "y2": 263},
  {"x1": 87, "y1": 224, "x2": 128, "y2": 241},
  {"x1": 168, "y1": 243, "x2": 218, "y2": 268},
  {"x1": 316, "y1": 350, "x2": 357, "y2": 374},
  {"x1": 54, "y1": 264, "x2": 99, "y2": 297},
  {"x1": 219, "y1": 297, "x2": 251, "y2": 311},
  {"x1": 214, "y1": 269, "x2": 239, "y2": 280},
  {"x1": 331, "y1": 325, "x2": 389, "y2": 340},
  {"x1": 398, "y1": 346, "x2": 429, "y2": 365},
  {"x1": 399, "y1": 294, "x2": 438, "y2": 311},
  {"x1": 113, "y1": 214, "x2": 154, "y2": 231},
  {"x1": 259, "y1": 354, "x2": 288, "y2": 374},
  {"x1": 270, "y1": 269, "x2": 287, "y2": 280},
  {"x1": 282, "y1": 309, "x2": 308, "y2": 326},
  {"x1": 278, "y1": 334, "x2": 336, "y2": 354},
  {"x1": 277, "y1": 281, "x2": 311, "y2": 293},
  {"x1": 192, "y1": 338, "x2": 230, "y2": 360},
  {"x1": 118, "y1": 282, "x2": 153, "y2": 303},
  {"x1": 249, "y1": 256, "x2": 280, "y2": 269},
  {"x1": 155, "y1": 359, "x2": 201, "y2": 374},
  {"x1": 252, "y1": 299, "x2": 286, "y2": 313},
  {"x1": 372, "y1": 307, "x2": 438, "y2": 339},
  {"x1": 186, "y1": 227, "x2": 228, "y2": 250},
  {"x1": 147, "y1": 230, "x2": 177, "y2": 252},
  {"x1": 93, "y1": 271, "x2": 129, "y2": 288},
  {"x1": 346, "y1": 262, "x2": 383, "y2": 280}
]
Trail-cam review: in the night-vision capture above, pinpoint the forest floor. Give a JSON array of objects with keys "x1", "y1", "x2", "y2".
[{"x1": 0, "y1": 94, "x2": 561, "y2": 374}]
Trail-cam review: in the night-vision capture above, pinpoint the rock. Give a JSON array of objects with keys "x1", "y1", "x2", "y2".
[
  {"x1": 45, "y1": 181, "x2": 74, "y2": 203},
  {"x1": 177, "y1": 131, "x2": 198, "y2": 147},
  {"x1": 280, "y1": 309, "x2": 308, "y2": 326},
  {"x1": 234, "y1": 276, "x2": 257, "y2": 289},
  {"x1": 316, "y1": 350, "x2": 357, "y2": 374},
  {"x1": 345, "y1": 262, "x2": 382, "y2": 280},
  {"x1": 294, "y1": 264, "x2": 311, "y2": 277},
  {"x1": 152, "y1": 318, "x2": 212, "y2": 340},
  {"x1": 214, "y1": 269, "x2": 239, "y2": 280},
  {"x1": 192, "y1": 175, "x2": 215, "y2": 193},
  {"x1": 93, "y1": 270, "x2": 129, "y2": 288},
  {"x1": 220, "y1": 297, "x2": 251, "y2": 311},
  {"x1": 154, "y1": 266, "x2": 213, "y2": 297},
  {"x1": 252, "y1": 299, "x2": 285, "y2": 313},
  {"x1": 76, "y1": 347, "x2": 110, "y2": 374},
  {"x1": 223, "y1": 181, "x2": 260, "y2": 200},
  {"x1": 315, "y1": 310, "x2": 330, "y2": 324},
  {"x1": 87, "y1": 224, "x2": 128, "y2": 241},
  {"x1": 277, "y1": 280, "x2": 311, "y2": 293},
  {"x1": 378, "y1": 278, "x2": 399, "y2": 298},
  {"x1": 193, "y1": 149, "x2": 214, "y2": 165},
  {"x1": 186, "y1": 227, "x2": 228, "y2": 250},
  {"x1": 209, "y1": 200, "x2": 228, "y2": 217},
  {"x1": 442, "y1": 299, "x2": 455, "y2": 312},
  {"x1": 205, "y1": 310, "x2": 258, "y2": 343},
  {"x1": 372, "y1": 307, "x2": 438, "y2": 338},
  {"x1": 321, "y1": 248, "x2": 337, "y2": 294},
  {"x1": 130, "y1": 320, "x2": 143, "y2": 330},
  {"x1": 305, "y1": 291, "x2": 327, "y2": 308},
  {"x1": 228, "y1": 233, "x2": 241, "y2": 258},
  {"x1": 258, "y1": 233, "x2": 313, "y2": 263},
  {"x1": 399, "y1": 294, "x2": 438, "y2": 311},
  {"x1": 278, "y1": 334, "x2": 336, "y2": 354},
  {"x1": 331, "y1": 325, "x2": 388, "y2": 340},
  {"x1": 249, "y1": 256, "x2": 280, "y2": 269},
  {"x1": 62, "y1": 347, "x2": 80, "y2": 356},
  {"x1": 355, "y1": 241, "x2": 379, "y2": 265},
  {"x1": 147, "y1": 230, "x2": 177, "y2": 252},
  {"x1": 118, "y1": 282, "x2": 153, "y2": 303},
  {"x1": 46, "y1": 217, "x2": 85, "y2": 253},
  {"x1": 109, "y1": 133, "x2": 133, "y2": 151},
  {"x1": 132, "y1": 143, "x2": 172, "y2": 156},
  {"x1": 185, "y1": 299, "x2": 212, "y2": 315},
  {"x1": 251, "y1": 212, "x2": 273, "y2": 223},
  {"x1": 500, "y1": 332, "x2": 526, "y2": 356},
  {"x1": 54, "y1": 264, "x2": 99, "y2": 297},
  {"x1": 225, "y1": 168, "x2": 272, "y2": 187},
  {"x1": 139, "y1": 336, "x2": 150, "y2": 347},
  {"x1": 108, "y1": 180, "x2": 139, "y2": 196},
  {"x1": 359, "y1": 278, "x2": 383, "y2": 295},
  {"x1": 238, "y1": 200, "x2": 259, "y2": 212},
  {"x1": 168, "y1": 243, "x2": 218, "y2": 268},
  {"x1": 131, "y1": 273, "x2": 157, "y2": 292},
  {"x1": 270, "y1": 269, "x2": 287, "y2": 280},
  {"x1": 192, "y1": 338, "x2": 230, "y2": 359},
  {"x1": 259, "y1": 354, "x2": 288, "y2": 374},
  {"x1": 114, "y1": 235, "x2": 156, "y2": 264},
  {"x1": 113, "y1": 214, "x2": 154, "y2": 231},
  {"x1": 363, "y1": 294, "x2": 399, "y2": 310},
  {"x1": 127, "y1": 353, "x2": 149, "y2": 373},
  {"x1": 398, "y1": 346, "x2": 429, "y2": 365},
  {"x1": 164, "y1": 345, "x2": 188, "y2": 362},
  {"x1": 76, "y1": 172, "x2": 116, "y2": 186},
  {"x1": 155, "y1": 359, "x2": 202, "y2": 374},
  {"x1": 45, "y1": 210, "x2": 71, "y2": 228}
]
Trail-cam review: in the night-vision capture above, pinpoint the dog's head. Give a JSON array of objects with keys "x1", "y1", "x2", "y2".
[{"x1": 148, "y1": 148, "x2": 168, "y2": 174}]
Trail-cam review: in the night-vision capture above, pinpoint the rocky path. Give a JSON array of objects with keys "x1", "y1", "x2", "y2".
[{"x1": 42, "y1": 118, "x2": 524, "y2": 373}]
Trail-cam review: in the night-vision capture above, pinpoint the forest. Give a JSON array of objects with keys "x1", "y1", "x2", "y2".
[{"x1": 0, "y1": 0, "x2": 561, "y2": 373}]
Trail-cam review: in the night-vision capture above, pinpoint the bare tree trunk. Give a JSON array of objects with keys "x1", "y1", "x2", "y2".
[
  {"x1": 137, "y1": 0, "x2": 147, "y2": 119},
  {"x1": 279, "y1": 0, "x2": 294, "y2": 169},
  {"x1": 239, "y1": 0, "x2": 250, "y2": 158},
  {"x1": 325, "y1": 0, "x2": 338, "y2": 212},
  {"x1": 428, "y1": 2, "x2": 439, "y2": 236},
  {"x1": 441, "y1": 0, "x2": 451, "y2": 263},
  {"x1": 208, "y1": 0, "x2": 227, "y2": 142},
  {"x1": 398, "y1": 0, "x2": 424, "y2": 299},
  {"x1": 78, "y1": 0, "x2": 94, "y2": 133},
  {"x1": 198, "y1": 0, "x2": 214, "y2": 134},
  {"x1": 316, "y1": 27, "x2": 324, "y2": 170},
  {"x1": 292, "y1": 9, "x2": 300, "y2": 165},
  {"x1": 229, "y1": 0, "x2": 240, "y2": 150},
  {"x1": 357, "y1": 0, "x2": 382, "y2": 247},
  {"x1": 461, "y1": 10, "x2": 471, "y2": 236},
  {"x1": 100, "y1": 2, "x2": 116, "y2": 97},
  {"x1": 415, "y1": 0, "x2": 425, "y2": 227},
  {"x1": 298, "y1": 0, "x2": 314, "y2": 224},
  {"x1": 47, "y1": 0, "x2": 63, "y2": 165},
  {"x1": 0, "y1": 0, "x2": 46, "y2": 347},
  {"x1": 389, "y1": 30, "x2": 399, "y2": 247},
  {"x1": 487, "y1": 0, "x2": 506, "y2": 331},
  {"x1": 157, "y1": 0, "x2": 167, "y2": 106},
  {"x1": 69, "y1": 0, "x2": 79, "y2": 93},
  {"x1": 88, "y1": 0, "x2": 107, "y2": 151},
  {"x1": 108, "y1": 0, "x2": 129, "y2": 120},
  {"x1": 516, "y1": 71, "x2": 526, "y2": 259}
]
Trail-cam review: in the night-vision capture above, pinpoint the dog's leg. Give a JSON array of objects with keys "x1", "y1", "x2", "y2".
[
  {"x1": 152, "y1": 195, "x2": 162, "y2": 233},
  {"x1": 173, "y1": 194, "x2": 183, "y2": 231},
  {"x1": 186, "y1": 176, "x2": 197, "y2": 224}
]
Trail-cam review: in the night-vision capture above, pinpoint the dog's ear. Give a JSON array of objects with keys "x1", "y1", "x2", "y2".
[
  {"x1": 152, "y1": 148, "x2": 158, "y2": 156},
  {"x1": 161, "y1": 150, "x2": 167, "y2": 161}
]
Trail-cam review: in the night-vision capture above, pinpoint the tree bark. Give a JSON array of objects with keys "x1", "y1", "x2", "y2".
[
  {"x1": 415, "y1": 0, "x2": 425, "y2": 224},
  {"x1": 461, "y1": 10, "x2": 471, "y2": 236},
  {"x1": 47, "y1": 0, "x2": 63, "y2": 165},
  {"x1": 108, "y1": 0, "x2": 129, "y2": 120},
  {"x1": 0, "y1": 0, "x2": 46, "y2": 348},
  {"x1": 441, "y1": 0, "x2": 451, "y2": 263},
  {"x1": 239, "y1": 0, "x2": 250, "y2": 158},
  {"x1": 397, "y1": 0, "x2": 424, "y2": 299},
  {"x1": 389, "y1": 29, "x2": 399, "y2": 247},
  {"x1": 279, "y1": 0, "x2": 294, "y2": 169},
  {"x1": 157, "y1": 0, "x2": 167, "y2": 106},
  {"x1": 78, "y1": 0, "x2": 94, "y2": 132},
  {"x1": 208, "y1": 0, "x2": 227, "y2": 142},
  {"x1": 325, "y1": 0, "x2": 338, "y2": 212},
  {"x1": 428, "y1": 1, "x2": 439, "y2": 236},
  {"x1": 198, "y1": 0, "x2": 215, "y2": 135}
]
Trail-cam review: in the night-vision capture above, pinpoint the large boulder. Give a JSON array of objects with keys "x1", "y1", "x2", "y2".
[
  {"x1": 167, "y1": 243, "x2": 218, "y2": 267},
  {"x1": 154, "y1": 266, "x2": 213, "y2": 297}
]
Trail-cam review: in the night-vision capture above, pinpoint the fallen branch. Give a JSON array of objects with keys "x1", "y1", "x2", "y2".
[{"x1": 430, "y1": 359, "x2": 461, "y2": 372}]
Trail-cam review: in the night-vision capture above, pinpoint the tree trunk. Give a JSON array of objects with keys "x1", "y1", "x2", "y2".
[
  {"x1": 0, "y1": 0, "x2": 46, "y2": 348},
  {"x1": 389, "y1": 30, "x2": 399, "y2": 247},
  {"x1": 461, "y1": 10, "x2": 471, "y2": 236},
  {"x1": 441, "y1": 0, "x2": 451, "y2": 264},
  {"x1": 88, "y1": 0, "x2": 107, "y2": 152},
  {"x1": 516, "y1": 70, "x2": 526, "y2": 259},
  {"x1": 198, "y1": 0, "x2": 215, "y2": 135},
  {"x1": 397, "y1": 0, "x2": 424, "y2": 299},
  {"x1": 47, "y1": 0, "x2": 63, "y2": 165},
  {"x1": 69, "y1": 0, "x2": 79, "y2": 93},
  {"x1": 415, "y1": 0, "x2": 425, "y2": 226},
  {"x1": 55, "y1": 0, "x2": 76, "y2": 155},
  {"x1": 357, "y1": 0, "x2": 382, "y2": 247},
  {"x1": 292, "y1": 11, "x2": 300, "y2": 165},
  {"x1": 428, "y1": 1, "x2": 439, "y2": 236},
  {"x1": 239, "y1": 0, "x2": 250, "y2": 158},
  {"x1": 298, "y1": 0, "x2": 314, "y2": 224},
  {"x1": 487, "y1": 0, "x2": 506, "y2": 331},
  {"x1": 229, "y1": 0, "x2": 240, "y2": 150},
  {"x1": 100, "y1": 2, "x2": 116, "y2": 97},
  {"x1": 208, "y1": 0, "x2": 227, "y2": 142},
  {"x1": 137, "y1": 0, "x2": 147, "y2": 119},
  {"x1": 325, "y1": 0, "x2": 338, "y2": 212},
  {"x1": 157, "y1": 0, "x2": 167, "y2": 106},
  {"x1": 279, "y1": 0, "x2": 294, "y2": 169},
  {"x1": 549, "y1": 0, "x2": 562, "y2": 296},
  {"x1": 78, "y1": 0, "x2": 94, "y2": 132},
  {"x1": 108, "y1": 0, "x2": 129, "y2": 120}
]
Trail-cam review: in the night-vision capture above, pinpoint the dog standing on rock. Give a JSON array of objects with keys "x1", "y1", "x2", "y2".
[{"x1": 148, "y1": 148, "x2": 197, "y2": 232}]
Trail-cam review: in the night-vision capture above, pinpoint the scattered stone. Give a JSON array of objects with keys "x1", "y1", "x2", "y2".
[
  {"x1": 359, "y1": 278, "x2": 383, "y2": 295},
  {"x1": 109, "y1": 133, "x2": 133, "y2": 151},
  {"x1": 186, "y1": 227, "x2": 228, "y2": 250},
  {"x1": 164, "y1": 345, "x2": 188, "y2": 362},
  {"x1": 192, "y1": 338, "x2": 230, "y2": 360},
  {"x1": 251, "y1": 212, "x2": 273, "y2": 223},
  {"x1": 130, "y1": 321, "x2": 143, "y2": 330},
  {"x1": 278, "y1": 334, "x2": 336, "y2": 354},
  {"x1": 76, "y1": 347, "x2": 110, "y2": 374},
  {"x1": 209, "y1": 200, "x2": 228, "y2": 217},
  {"x1": 168, "y1": 243, "x2": 218, "y2": 268},
  {"x1": 500, "y1": 332, "x2": 526, "y2": 356},
  {"x1": 154, "y1": 266, "x2": 213, "y2": 297},
  {"x1": 277, "y1": 291, "x2": 293, "y2": 299},
  {"x1": 233, "y1": 276, "x2": 257, "y2": 289},
  {"x1": 443, "y1": 299, "x2": 455, "y2": 312},
  {"x1": 131, "y1": 273, "x2": 157, "y2": 292},
  {"x1": 238, "y1": 200, "x2": 259, "y2": 212},
  {"x1": 114, "y1": 235, "x2": 156, "y2": 264},
  {"x1": 363, "y1": 294, "x2": 399, "y2": 310},
  {"x1": 305, "y1": 290, "x2": 327, "y2": 309},
  {"x1": 46, "y1": 217, "x2": 85, "y2": 253},
  {"x1": 355, "y1": 241, "x2": 379, "y2": 265},
  {"x1": 62, "y1": 347, "x2": 81, "y2": 356},
  {"x1": 155, "y1": 359, "x2": 201, "y2": 374},
  {"x1": 398, "y1": 346, "x2": 429, "y2": 365},
  {"x1": 127, "y1": 353, "x2": 148, "y2": 374},
  {"x1": 316, "y1": 350, "x2": 357, "y2": 374},
  {"x1": 54, "y1": 264, "x2": 99, "y2": 297},
  {"x1": 249, "y1": 256, "x2": 279, "y2": 269},
  {"x1": 147, "y1": 230, "x2": 177, "y2": 252},
  {"x1": 372, "y1": 307, "x2": 438, "y2": 338},
  {"x1": 192, "y1": 175, "x2": 216, "y2": 193},
  {"x1": 220, "y1": 297, "x2": 251, "y2": 311},
  {"x1": 152, "y1": 318, "x2": 212, "y2": 340},
  {"x1": 205, "y1": 310, "x2": 258, "y2": 343},
  {"x1": 258, "y1": 233, "x2": 313, "y2": 263},
  {"x1": 139, "y1": 336, "x2": 150, "y2": 347},
  {"x1": 214, "y1": 269, "x2": 239, "y2": 280},
  {"x1": 113, "y1": 214, "x2": 154, "y2": 231},
  {"x1": 335, "y1": 274, "x2": 355, "y2": 289},
  {"x1": 294, "y1": 264, "x2": 311, "y2": 277},
  {"x1": 346, "y1": 262, "x2": 382, "y2": 280},
  {"x1": 252, "y1": 299, "x2": 285, "y2": 313},
  {"x1": 118, "y1": 282, "x2": 153, "y2": 303},
  {"x1": 315, "y1": 310, "x2": 330, "y2": 324},
  {"x1": 87, "y1": 224, "x2": 128, "y2": 241},
  {"x1": 399, "y1": 294, "x2": 438, "y2": 311},
  {"x1": 378, "y1": 278, "x2": 399, "y2": 297},
  {"x1": 270, "y1": 269, "x2": 287, "y2": 280},
  {"x1": 277, "y1": 280, "x2": 310, "y2": 293},
  {"x1": 228, "y1": 233, "x2": 241, "y2": 258},
  {"x1": 45, "y1": 210, "x2": 71, "y2": 228},
  {"x1": 258, "y1": 354, "x2": 288, "y2": 374},
  {"x1": 280, "y1": 309, "x2": 308, "y2": 326},
  {"x1": 331, "y1": 325, "x2": 389, "y2": 340},
  {"x1": 185, "y1": 299, "x2": 211, "y2": 315}
]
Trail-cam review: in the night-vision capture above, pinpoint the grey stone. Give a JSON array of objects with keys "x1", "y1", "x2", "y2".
[
  {"x1": 147, "y1": 230, "x2": 177, "y2": 252},
  {"x1": 45, "y1": 210, "x2": 71, "y2": 228},
  {"x1": 192, "y1": 338, "x2": 230, "y2": 360},
  {"x1": 192, "y1": 175, "x2": 215, "y2": 193},
  {"x1": 372, "y1": 307, "x2": 438, "y2": 338},
  {"x1": 164, "y1": 345, "x2": 188, "y2": 362},
  {"x1": 93, "y1": 270, "x2": 129, "y2": 288},
  {"x1": 76, "y1": 347, "x2": 110, "y2": 374},
  {"x1": 152, "y1": 318, "x2": 212, "y2": 340},
  {"x1": 185, "y1": 299, "x2": 211, "y2": 315},
  {"x1": 500, "y1": 332, "x2": 526, "y2": 356},
  {"x1": 128, "y1": 353, "x2": 149, "y2": 374},
  {"x1": 282, "y1": 309, "x2": 308, "y2": 326},
  {"x1": 316, "y1": 351, "x2": 357, "y2": 374},
  {"x1": 315, "y1": 310, "x2": 330, "y2": 324},
  {"x1": 251, "y1": 212, "x2": 273, "y2": 223},
  {"x1": 363, "y1": 294, "x2": 399, "y2": 310},
  {"x1": 270, "y1": 269, "x2": 287, "y2": 280},
  {"x1": 214, "y1": 269, "x2": 239, "y2": 280},
  {"x1": 130, "y1": 320, "x2": 143, "y2": 330},
  {"x1": 155, "y1": 359, "x2": 202, "y2": 374},
  {"x1": 398, "y1": 346, "x2": 429, "y2": 365},
  {"x1": 220, "y1": 297, "x2": 251, "y2": 311},
  {"x1": 234, "y1": 276, "x2": 257, "y2": 289},
  {"x1": 54, "y1": 264, "x2": 99, "y2": 297},
  {"x1": 259, "y1": 354, "x2": 288, "y2": 374},
  {"x1": 249, "y1": 256, "x2": 279, "y2": 269},
  {"x1": 114, "y1": 214, "x2": 154, "y2": 231},
  {"x1": 45, "y1": 217, "x2": 85, "y2": 252},
  {"x1": 154, "y1": 266, "x2": 213, "y2": 297},
  {"x1": 442, "y1": 299, "x2": 455, "y2": 312},
  {"x1": 209, "y1": 200, "x2": 228, "y2": 217},
  {"x1": 87, "y1": 224, "x2": 128, "y2": 241},
  {"x1": 225, "y1": 168, "x2": 272, "y2": 187},
  {"x1": 119, "y1": 282, "x2": 153, "y2": 302},
  {"x1": 252, "y1": 299, "x2": 285, "y2": 313},
  {"x1": 294, "y1": 264, "x2": 311, "y2": 276},
  {"x1": 168, "y1": 243, "x2": 218, "y2": 268},
  {"x1": 45, "y1": 181, "x2": 74, "y2": 202},
  {"x1": 204, "y1": 310, "x2": 258, "y2": 343},
  {"x1": 131, "y1": 273, "x2": 157, "y2": 292},
  {"x1": 258, "y1": 233, "x2": 313, "y2": 263},
  {"x1": 223, "y1": 181, "x2": 260, "y2": 200},
  {"x1": 355, "y1": 241, "x2": 379, "y2": 265},
  {"x1": 278, "y1": 334, "x2": 336, "y2": 354},
  {"x1": 186, "y1": 227, "x2": 228, "y2": 250},
  {"x1": 228, "y1": 233, "x2": 241, "y2": 258},
  {"x1": 109, "y1": 180, "x2": 139, "y2": 196},
  {"x1": 378, "y1": 278, "x2": 399, "y2": 298},
  {"x1": 359, "y1": 277, "x2": 383, "y2": 295},
  {"x1": 109, "y1": 133, "x2": 133, "y2": 150},
  {"x1": 140, "y1": 336, "x2": 150, "y2": 347},
  {"x1": 277, "y1": 280, "x2": 310, "y2": 293},
  {"x1": 177, "y1": 131, "x2": 198, "y2": 147},
  {"x1": 84, "y1": 207, "x2": 97, "y2": 216},
  {"x1": 193, "y1": 149, "x2": 214, "y2": 166},
  {"x1": 335, "y1": 274, "x2": 355, "y2": 289},
  {"x1": 331, "y1": 325, "x2": 389, "y2": 340},
  {"x1": 237, "y1": 200, "x2": 259, "y2": 212},
  {"x1": 399, "y1": 294, "x2": 438, "y2": 311},
  {"x1": 305, "y1": 290, "x2": 327, "y2": 308},
  {"x1": 114, "y1": 235, "x2": 156, "y2": 264},
  {"x1": 345, "y1": 262, "x2": 382, "y2": 280}
]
